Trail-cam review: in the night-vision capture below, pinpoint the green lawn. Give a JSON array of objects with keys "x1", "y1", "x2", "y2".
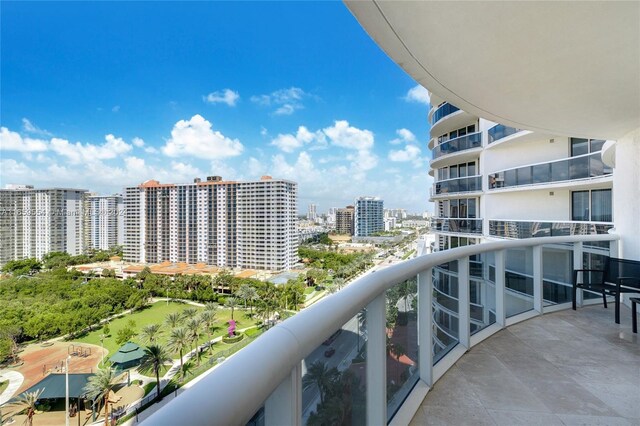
[
  {"x1": 72, "y1": 301, "x2": 257, "y2": 359},
  {"x1": 0, "y1": 380, "x2": 8, "y2": 394},
  {"x1": 303, "y1": 286, "x2": 315, "y2": 295}
]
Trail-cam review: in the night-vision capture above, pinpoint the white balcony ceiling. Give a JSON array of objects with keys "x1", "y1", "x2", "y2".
[{"x1": 345, "y1": 1, "x2": 640, "y2": 139}]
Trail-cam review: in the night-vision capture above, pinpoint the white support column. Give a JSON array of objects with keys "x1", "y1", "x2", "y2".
[
  {"x1": 609, "y1": 239, "x2": 619, "y2": 258},
  {"x1": 265, "y1": 363, "x2": 302, "y2": 426},
  {"x1": 458, "y1": 257, "x2": 470, "y2": 348},
  {"x1": 533, "y1": 245, "x2": 543, "y2": 314},
  {"x1": 418, "y1": 268, "x2": 433, "y2": 386},
  {"x1": 573, "y1": 242, "x2": 584, "y2": 308},
  {"x1": 366, "y1": 293, "x2": 387, "y2": 425},
  {"x1": 495, "y1": 250, "x2": 506, "y2": 327}
]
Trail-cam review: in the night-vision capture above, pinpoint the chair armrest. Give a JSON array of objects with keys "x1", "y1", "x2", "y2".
[{"x1": 573, "y1": 269, "x2": 605, "y2": 286}]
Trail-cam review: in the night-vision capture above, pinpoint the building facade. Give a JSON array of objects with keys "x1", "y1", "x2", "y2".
[
  {"x1": 307, "y1": 203, "x2": 317, "y2": 222},
  {"x1": 335, "y1": 206, "x2": 355, "y2": 235},
  {"x1": 354, "y1": 196, "x2": 384, "y2": 237},
  {"x1": 123, "y1": 176, "x2": 298, "y2": 271},
  {"x1": 0, "y1": 185, "x2": 89, "y2": 265},
  {"x1": 87, "y1": 194, "x2": 124, "y2": 251}
]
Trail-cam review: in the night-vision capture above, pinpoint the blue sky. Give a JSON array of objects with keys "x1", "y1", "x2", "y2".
[{"x1": 0, "y1": 1, "x2": 433, "y2": 214}]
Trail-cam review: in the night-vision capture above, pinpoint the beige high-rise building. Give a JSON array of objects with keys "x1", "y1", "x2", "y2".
[{"x1": 335, "y1": 205, "x2": 355, "y2": 235}]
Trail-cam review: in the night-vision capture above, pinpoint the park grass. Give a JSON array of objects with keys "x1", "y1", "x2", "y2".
[
  {"x1": 0, "y1": 380, "x2": 8, "y2": 394},
  {"x1": 303, "y1": 286, "x2": 315, "y2": 295},
  {"x1": 72, "y1": 301, "x2": 257, "y2": 359}
]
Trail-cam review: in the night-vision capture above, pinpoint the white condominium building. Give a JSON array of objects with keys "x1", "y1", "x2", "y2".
[
  {"x1": 87, "y1": 194, "x2": 124, "y2": 251},
  {"x1": 354, "y1": 196, "x2": 384, "y2": 237},
  {"x1": 0, "y1": 185, "x2": 88, "y2": 265},
  {"x1": 307, "y1": 203, "x2": 317, "y2": 221},
  {"x1": 123, "y1": 175, "x2": 298, "y2": 271}
]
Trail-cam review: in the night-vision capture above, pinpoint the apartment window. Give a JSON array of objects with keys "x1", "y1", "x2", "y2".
[
  {"x1": 571, "y1": 137, "x2": 606, "y2": 156},
  {"x1": 572, "y1": 189, "x2": 612, "y2": 222}
]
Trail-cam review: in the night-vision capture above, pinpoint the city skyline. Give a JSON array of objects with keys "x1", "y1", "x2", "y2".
[{"x1": 0, "y1": 2, "x2": 434, "y2": 214}]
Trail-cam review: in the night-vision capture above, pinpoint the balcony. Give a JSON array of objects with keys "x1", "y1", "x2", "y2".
[
  {"x1": 430, "y1": 102, "x2": 459, "y2": 125},
  {"x1": 489, "y1": 220, "x2": 614, "y2": 239},
  {"x1": 488, "y1": 152, "x2": 612, "y2": 190},
  {"x1": 432, "y1": 132, "x2": 482, "y2": 161},
  {"x1": 432, "y1": 217, "x2": 483, "y2": 235},
  {"x1": 487, "y1": 123, "x2": 526, "y2": 143},
  {"x1": 143, "y1": 234, "x2": 627, "y2": 425},
  {"x1": 431, "y1": 175, "x2": 482, "y2": 198}
]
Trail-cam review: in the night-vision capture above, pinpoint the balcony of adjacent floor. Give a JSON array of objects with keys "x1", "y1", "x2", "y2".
[
  {"x1": 430, "y1": 175, "x2": 482, "y2": 201},
  {"x1": 432, "y1": 217, "x2": 483, "y2": 236},
  {"x1": 485, "y1": 123, "x2": 540, "y2": 149},
  {"x1": 429, "y1": 102, "x2": 478, "y2": 139},
  {"x1": 410, "y1": 304, "x2": 640, "y2": 425},
  {"x1": 488, "y1": 219, "x2": 614, "y2": 239},
  {"x1": 487, "y1": 152, "x2": 612, "y2": 193},
  {"x1": 430, "y1": 132, "x2": 483, "y2": 169}
]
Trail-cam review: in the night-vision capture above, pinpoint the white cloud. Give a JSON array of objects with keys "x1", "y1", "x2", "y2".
[
  {"x1": 390, "y1": 128, "x2": 416, "y2": 145},
  {"x1": 144, "y1": 146, "x2": 159, "y2": 154},
  {"x1": 22, "y1": 118, "x2": 52, "y2": 136},
  {"x1": 0, "y1": 127, "x2": 48, "y2": 152},
  {"x1": 112, "y1": 105, "x2": 120, "y2": 112},
  {"x1": 203, "y1": 89, "x2": 240, "y2": 107},
  {"x1": 323, "y1": 120, "x2": 374, "y2": 151},
  {"x1": 270, "y1": 126, "x2": 324, "y2": 153},
  {"x1": 260, "y1": 127, "x2": 268, "y2": 137},
  {"x1": 162, "y1": 114, "x2": 243, "y2": 159},
  {"x1": 389, "y1": 144, "x2": 421, "y2": 162},
  {"x1": 405, "y1": 85, "x2": 430, "y2": 105},
  {"x1": 251, "y1": 87, "x2": 309, "y2": 115},
  {"x1": 348, "y1": 149, "x2": 378, "y2": 172},
  {"x1": 132, "y1": 137, "x2": 145, "y2": 147},
  {"x1": 210, "y1": 160, "x2": 238, "y2": 180},
  {"x1": 50, "y1": 134, "x2": 132, "y2": 164}
]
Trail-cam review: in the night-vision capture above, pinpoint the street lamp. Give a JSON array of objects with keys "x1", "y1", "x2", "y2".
[
  {"x1": 65, "y1": 355, "x2": 71, "y2": 426},
  {"x1": 100, "y1": 335, "x2": 105, "y2": 367}
]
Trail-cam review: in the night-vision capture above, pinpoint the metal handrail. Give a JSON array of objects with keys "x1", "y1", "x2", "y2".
[{"x1": 143, "y1": 234, "x2": 618, "y2": 425}]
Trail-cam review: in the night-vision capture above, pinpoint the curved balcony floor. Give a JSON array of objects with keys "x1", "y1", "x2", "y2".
[
  {"x1": 431, "y1": 109, "x2": 477, "y2": 139},
  {"x1": 410, "y1": 304, "x2": 640, "y2": 425}
]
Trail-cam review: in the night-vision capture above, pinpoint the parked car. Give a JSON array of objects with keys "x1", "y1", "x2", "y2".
[
  {"x1": 324, "y1": 347, "x2": 336, "y2": 358},
  {"x1": 322, "y1": 329, "x2": 342, "y2": 346}
]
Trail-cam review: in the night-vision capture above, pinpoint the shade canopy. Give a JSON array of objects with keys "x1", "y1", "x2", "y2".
[
  {"x1": 109, "y1": 341, "x2": 146, "y2": 368},
  {"x1": 19, "y1": 373, "x2": 93, "y2": 400}
]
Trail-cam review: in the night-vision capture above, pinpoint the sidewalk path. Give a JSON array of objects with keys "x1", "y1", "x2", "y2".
[{"x1": 0, "y1": 370, "x2": 24, "y2": 405}]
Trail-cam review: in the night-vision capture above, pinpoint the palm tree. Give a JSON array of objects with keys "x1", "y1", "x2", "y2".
[
  {"x1": 199, "y1": 310, "x2": 216, "y2": 354},
  {"x1": 247, "y1": 287, "x2": 259, "y2": 314},
  {"x1": 302, "y1": 361, "x2": 339, "y2": 405},
  {"x1": 179, "y1": 360, "x2": 195, "y2": 381},
  {"x1": 138, "y1": 345, "x2": 172, "y2": 400},
  {"x1": 167, "y1": 327, "x2": 190, "y2": 373},
  {"x1": 225, "y1": 297, "x2": 238, "y2": 320},
  {"x1": 235, "y1": 284, "x2": 251, "y2": 309},
  {"x1": 83, "y1": 367, "x2": 117, "y2": 426},
  {"x1": 139, "y1": 323, "x2": 162, "y2": 345},
  {"x1": 334, "y1": 278, "x2": 346, "y2": 291},
  {"x1": 165, "y1": 312, "x2": 182, "y2": 328},
  {"x1": 7, "y1": 388, "x2": 44, "y2": 426},
  {"x1": 181, "y1": 307, "x2": 198, "y2": 321},
  {"x1": 185, "y1": 318, "x2": 203, "y2": 365},
  {"x1": 204, "y1": 302, "x2": 218, "y2": 314}
]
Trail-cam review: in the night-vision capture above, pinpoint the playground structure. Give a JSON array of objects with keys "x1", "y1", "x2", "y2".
[{"x1": 68, "y1": 344, "x2": 92, "y2": 358}]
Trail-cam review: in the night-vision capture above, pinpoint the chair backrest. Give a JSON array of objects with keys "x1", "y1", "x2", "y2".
[{"x1": 605, "y1": 257, "x2": 640, "y2": 288}]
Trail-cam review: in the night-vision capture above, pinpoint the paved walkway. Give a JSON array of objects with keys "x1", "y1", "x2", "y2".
[
  {"x1": 411, "y1": 304, "x2": 640, "y2": 425},
  {"x1": 0, "y1": 370, "x2": 24, "y2": 405}
]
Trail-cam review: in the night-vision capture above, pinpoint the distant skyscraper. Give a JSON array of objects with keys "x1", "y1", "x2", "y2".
[
  {"x1": 123, "y1": 176, "x2": 298, "y2": 271},
  {"x1": 335, "y1": 206, "x2": 355, "y2": 235},
  {"x1": 307, "y1": 203, "x2": 317, "y2": 221},
  {"x1": 354, "y1": 197, "x2": 384, "y2": 237},
  {"x1": 327, "y1": 207, "x2": 338, "y2": 224},
  {"x1": 0, "y1": 185, "x2": 88, "y2": 265},
  {"x1": 87, "y1": 194, "x2": 124, "y2": 251}
]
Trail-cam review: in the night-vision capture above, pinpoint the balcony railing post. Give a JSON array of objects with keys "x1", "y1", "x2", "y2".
[
  {"x1": 609, "y1": 239, "x2": 619, "y2": 258},
  {"x1": 264, "y1": 363, "x2": 301, "y2": 426},
  {"x1": 533, "y1": 245, "x2": 543, "y2": 314},
  {"x1": 573, "y1": 242, "x2": 584, "y2": 307},
  {"x1": 458, "y1": 257, "x2": 470, "y2": 348},
  {"x1": 366, "y1": 293, "x2": 387, "y2": 424},
  {"x1": 418, "y1": 268, "x2": 433, "y2": 386},
  {"x1": 495, "y1": 250, "x2": 506, "y2": 327}
]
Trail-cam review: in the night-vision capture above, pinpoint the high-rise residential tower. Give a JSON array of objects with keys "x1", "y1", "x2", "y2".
[
  {"x1": 87, "y1": 194, "x2": 124, "y2": 251},
  {"x1": 335, "y1": 206, "x2": 355, "y2": 235},
  {"x1": 123, "y1": 176, "x2": 298, "y2": 271},
  {"x1": 307, "y1": 203, "x2": 317, "y2": 221},
  {"x1": 0, "y1": 185, "x2": 88, "y2": 265},
  {"x1": 354, "y1": 196, "x2": 384, "y2": 237}
]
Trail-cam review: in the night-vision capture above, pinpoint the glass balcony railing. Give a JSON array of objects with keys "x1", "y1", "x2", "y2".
[
  {"x1": 432, "y1": 132, "x2": 482, "y2": 160},
  {"x1": 489, "y1": 220, "x2": 613, "y2": 239},
  {"x1": 430, "y1": 102, "x2": 460, "y2": 125},
  {"x1": 433, "y1": 175, "x2": 482, "y2": 196},
  {"x1": 487, "y1": 124, "x2": 524, "y2": 143},
  {"x1": 432, "y1": 217, "x2": 482, "y2": 234},
  {"x1": 488, "y1": 152, "x2": 612, "y2": 189},
  {"x1": 145, "y1": 234, "x2": 619, "y2": 426}
]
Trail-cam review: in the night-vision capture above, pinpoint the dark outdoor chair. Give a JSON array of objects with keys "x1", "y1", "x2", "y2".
[{"x1": 573, "y1": 257, "x2": 640, "y2": 324}]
